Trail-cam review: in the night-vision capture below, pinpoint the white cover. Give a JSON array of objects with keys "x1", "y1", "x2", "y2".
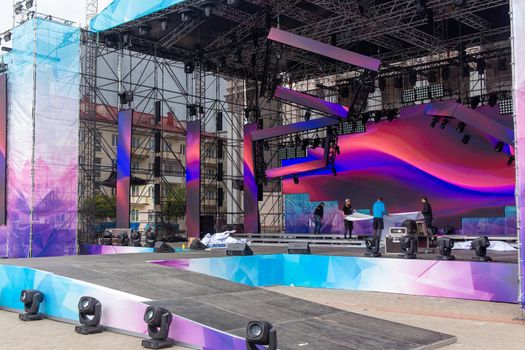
[
  {"x1": 200, "y1": 230, "x2": 247, "y2": 249},
  {"x1": 452, "y1": 241, "x2": 517, "y2": 252}
]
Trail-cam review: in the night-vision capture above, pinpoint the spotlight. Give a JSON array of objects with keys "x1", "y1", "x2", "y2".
[
  {"x1": 201, "y1": 1, "x2": 216, "y2": 17},
  {"x1": 293, "y1": 175, "x2": 299, "y2": 185},
  {"x1": 470, "y1": 95, "x2": 480, "y2": 109},
  {"x1": 142, "y1": 306, "x2": 175, "y2": 349},
  {"x1": 456, "y1": 122, "x2": 466, "y2": 133},
  {"x1": 19, "y1": 290, "x2": 44, "y2": 321},
  {"x1": 312, "y1": 138, "x2": 321, "y2": 149},
  {"x1": 75, "y1": 297, "x2": 104, "y2": 334},
  {"x1": 304, "y1": 110, "x2": 311, "y2": 121},
  {"x1": 101, "y1": 229, "x2": 113, "y2": 245},
  {"x1": 386, "y1": 109, "x2": 397, "y2": 122},
  {"x1": 184, "y1": 61, "x2": 194, "y2": 74},
  {"x1": 14, "y1": 3, "x2": 23, "y2": 15},
  {"x1": 180, "y1": 8, "x2": 193, "y2": 22},
  {"x1": 145, "y1": 231, "x2": 156, "y2": 247},
  {"x1": 160, "y1": 18, "x2": 169, "y2": 31},
  {"x1": 507, "y1": 156, "x2": 515, "y2": 166},
  {"x1": 497, "y1": 57, "x2": 508, "y2": 71},
  {"x1": 499, "y1": 99, "x2": 513, "y2": 115},
  {"x1": 488, "y1": 92, "x2": 498, "y2": 107},
  {"x1": 364, "y1": 237, "x2": 381, "y2": 257},
  {"x1": 477, "y1": 58, "x2": 486, "y2": 75},
  {"x1": 495, "y1": 141, "x2": 504, "y2": 153},
  {"x1": 400, "y1": 235, "x2": 417, "y2": 259},
  {"x1": 118, "y1": 231, "x2": 130, "y2": 246},
  {"x1": 471, "y1": 236, "x2": 492, "y2": 262},
  {"x1": 373, "y1": 111, "x2": 383, "y2": 123},
  {"x1": 4, "y1": 31, "x2": 11, "y2": 42},
  {"x1": 25, "y1": 0, "x2": 34, "y2": 9},
  {"x1": 246, "y1": 321, "x2": 277, "y2": 350},
  {"x1": 461, "y1": 135, "x2": 471, "y2": 144},
  {"x1": 439, "y1": 118, "x2": 449, "y2": 129},
  {"x1": 437, "y1": 238, "x2": 455, "y2": 260},
  {"x1": 138, "y1": 26, "x2": 150, "y2": 37},
  {"x1": 430, "y1": 117, "x2": 439, "y2": 128},
  {"x1": 131, "y1": 231, "x2": 142, "y2": 247}
]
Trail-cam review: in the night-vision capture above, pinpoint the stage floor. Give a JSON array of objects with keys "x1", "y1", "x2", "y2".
[{"x1": 2, "y1": 248, "x2": 458, "y2": 350}]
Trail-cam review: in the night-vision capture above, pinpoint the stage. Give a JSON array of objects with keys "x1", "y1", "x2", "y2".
[{"x1": 0, "y1": 248, "x2": 459, "y2": 350}]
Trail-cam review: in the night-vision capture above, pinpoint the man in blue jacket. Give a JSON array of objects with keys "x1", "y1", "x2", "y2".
[{"x1": 372, "y1": 197, "x2": 387, "y2": 239}]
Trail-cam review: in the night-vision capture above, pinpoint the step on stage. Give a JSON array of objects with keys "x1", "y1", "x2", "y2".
[{"x1": 2, "y1": 249, "x2": 457, "y2": 350}]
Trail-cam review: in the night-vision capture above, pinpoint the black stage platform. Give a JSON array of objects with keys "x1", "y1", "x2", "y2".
[{"x1": 3, "y1": 248, "x2": 458, "y2": 349}]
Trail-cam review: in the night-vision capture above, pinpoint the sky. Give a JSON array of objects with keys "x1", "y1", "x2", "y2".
[{"x1": 0, "y1": 0, "x2": 113, "y2": 35}]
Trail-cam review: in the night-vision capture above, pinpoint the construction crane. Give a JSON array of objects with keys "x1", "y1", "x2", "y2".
[{"x1": 86, "y1": 0, "x2": 98, "y2": 26}]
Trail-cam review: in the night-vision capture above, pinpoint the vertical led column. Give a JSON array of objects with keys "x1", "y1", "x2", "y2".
[
  {"x1": 186, "y1": 120, "x2": 201, "y2": 238},
  {"x1": 116, "y1": 109, "x2": 133, "y2": 229},
  {"x1": 0, "y1": 74, "x2": 6, "y2": 226},
  {"x1": 243, "y1": 123, "x2": 260, "y2": 233},
  {"x1": 511, "y1": 0, "x2": 525, "y2": 310}
]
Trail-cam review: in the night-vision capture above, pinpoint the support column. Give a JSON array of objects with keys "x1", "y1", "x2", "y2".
[{"x1": 186, "y1": 120, "x2": 201, "y2": 238}]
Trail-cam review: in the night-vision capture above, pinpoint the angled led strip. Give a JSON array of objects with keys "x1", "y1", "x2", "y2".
[
  {"x1": 268, "y1": 27, "x2": 381, "y2": 72},
  {"x1": 273, "y1": 86, "x2": 349, "y2": 118}
]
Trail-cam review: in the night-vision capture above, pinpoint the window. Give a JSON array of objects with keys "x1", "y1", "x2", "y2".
[
  {"x1": 131, "y1": 210, "x2": 139, "y2": 222},
  {"x1": 179, "y1": 144, "x2": 186, "y2": 155},
  {"x1": 131, "y1": 186, "x2": 141, "y2": 197},
  {"x1": 132, "y1": 160, "x2": 140, "y2": 172},
  {"x1": 132, "y1": 136, "x2": 141, "y2": 148},
  {"x1": 111, "y1": 134, "x2": 118, "y2": 147},
  {"x1": 94, "y1": 157, "x2": 102, "y2": 178}
]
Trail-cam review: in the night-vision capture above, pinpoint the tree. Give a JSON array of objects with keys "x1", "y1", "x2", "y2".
[
  {"x1": 80, "y1": 194, "x2": 116, "y2": 220},
  {"x1": 162, "y1": 186, "x2": 186, "y2": 223}
]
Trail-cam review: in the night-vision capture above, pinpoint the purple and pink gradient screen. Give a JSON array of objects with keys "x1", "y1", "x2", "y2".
[
  {"x1": 283, "y1": 104, "x2": 515, "y2": 229},
  {"x1": 244, "y1": 123, "x2": 259, "y2": 233},
  {"x1": 0, "y1": 74, "x2": 6, "y2": 226},
  {"x1": 116, "y1": 109, "x2": 132, "y2": 229},
  {"x1": 186, "y1": 120, "x2": 201, "y2": 238}
]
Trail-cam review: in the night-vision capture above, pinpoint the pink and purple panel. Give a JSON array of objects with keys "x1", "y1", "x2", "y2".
[
  {"x1": 0, "y1": 75, "x2": 6, "y2": 227},
  {"x1": 79, "y1": 244, "x2": 155, "y2": 255},
  {"x1": 186, "y1": 120, "x2": 201, "y2": 238},
  {"x1": 116, "y1": 109, "x2": 132, "y2": 229},
  {"x1": 244, "y1": 123, "x2": 259, "y2": 233},
  {"x1": 273, "y1": 86, "x2": 349, "y2": 118}
]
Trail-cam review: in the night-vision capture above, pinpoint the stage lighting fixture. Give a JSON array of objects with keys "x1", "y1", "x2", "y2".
[
  {"x1": 295, "y1": 146, "x2": 306, "y2": 158},
  {"x1": 145, "y1": 231, "x2": 156, "y2": 247},
  {"x1": 477, "y1": 58, "x2": 486, "y2": 75},
  {"x1": 138, "y1": 26, "x2": 150, "y2": 37},
  {"x1": 386, "y1": 109, "x2": 397, "y2": 122},
  {"x1": 461, "y1": 135, "x2": 471, "y2": 144},
  {"x1": 409, "y1": 70, "x2": 417, "y2": 86},
  {"x1": 227, "y1": 0, "x2": 239, "y2": 6},
  {"x1": 301, "y1": 139, "x2": 310, "y2": 151},
  {"x1": 101, "y1": 229, "x2": 113, "y2": 245},
  {"x1": 184, "y1": 61, "x2": 195, "y2": 74},
  {"x1": 293, "y1": 175, "x2": 299, "y2": 185},
  {"x1": 118, "y1": 231, "x2": 130, "y2": 246},
  {"x1": 142, "y1": 306, "x2": 175, "y2": 349},
  {"x1": 304, "y1": 110, "x2": 311, "y2": 121},
  {"x1": 507, "y1": 156, "x2": 515, "y2": 166},
  {"x1": 19, "y1": 290, "x2": 44, "y2": 321},
  {"x1": 263, "y1": 141, "x2": 271, "y2": 151},
  {"x1": 373, "y1": 111, "x2": 383, "y2": 123},
  {"x1": 160, "y1": 18, "x2": 169, "y2": 31},
  {"x1": 495, "y1": 141, "x2": 504, "y2": 153},
  {"x1": 4, "y1": 31, "x2": 11, "y2": 42},
  {"x1": 14, "y1": 3, "x2": 23, "y2": 15},
  {"x1": 75, "y1": 297, "x2": 104, "y2": 335},
  {"x1": 131, "y1": 231, "x2": 142, "y2": 247},
  {"x1": 437, "y1": 237, "x2": 455, "y2": 260},
  {"x1": 361, "y1": 112, "x2": 370, "y2": 124},
  {"x1": 294, "y1": 135, "x2": 302, "y2": 147},
  {"x1": 201, "y1": 1, "x2": 216, "y2": 17},
  {"x1": 443, "y1": 226, "x2": 455, "y2": 235},
  {"x1": 453, "y1": 0, "x2": 467, "y2": 7},
  {"x1": 415, "y1": 86, "x2": 430, "y2": 100},
  {"x1": 441, "y1": 65, "x2": 450, "y2": 81},
  {"x1": 456, "y1": 122, "x2": 466, "y2": 133},
  {"x1": 246, "y1": 321, "x2": 277, "y2": 350},
  {"x1": 180, "y1": 8, "x2": 193, "y2": 22},
  {"x1": 402, "y1": 89, "x2": 416, "y2": 103},
  {"x1": 400, "y1": 235, "x2": 417, "y2": 259},
  {"x1": 393, "y1": 77, "x2": 403, "y2": 89},
  {"x1": 427, "y1": 70, "x2": 437, "y2": 84},
  {"x1": 364, "y1": 237, "x2": 381, "y2": 257},
  {"x1": 488, "y1": 92, "x2": 498, "y2": 107},
  {"x1": 470, "y1": 95, "x2": 480, "y2": 109},
  {"x1": 25, "y1": 0, "x2": 34, "y2": 9},
  {"x1": 430, "y1": 84, "x2": 444, "y2": 99},
  {"x1": 471, "y1": 236, "x2": 491, "y2": 262},
  {"x1": 439, "y1": 118, "x2": 449, "y2": 130},
  {"x1": 499, "y1": 99, "x2": 513, "y2": 115},
  {"x1": 430, "y1": 117, "x2": 439, "y2": 128},
  {"x1": 277, "y1": 146, "x2": 287, "y2": 160},
  {"x1": 497, "y1": 57, "x2": 508, "y2": 71},
  {"x1": 312, "y1": 138, "x2": 321, "y2": 149}
]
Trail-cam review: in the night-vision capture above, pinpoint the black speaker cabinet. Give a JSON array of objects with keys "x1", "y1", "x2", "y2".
[
  {"x1": 154, "y1": 242, "x2": 174, "y2": 253},
  {"x1": 200, "y1": 215, "x2": 215, "y2": 238},
  {"x1": 189, "y1": 239, "x2": 208, "y2": 250},
  {"x1": 287, "y1": 242, "x2": 311, "y2": 254},
  {"x1": 226, "y1": 243, "x2": 253, "y2": 256}
]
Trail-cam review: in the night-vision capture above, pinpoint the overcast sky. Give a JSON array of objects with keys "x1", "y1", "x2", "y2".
[{"x1": 0, "y1": 0, "x2": 113, "y2": 35}]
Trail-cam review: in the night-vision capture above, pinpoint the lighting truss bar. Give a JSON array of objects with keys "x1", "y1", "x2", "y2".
[
  {"x1": 250, "y1": 117, "x2": 339, "y2": 142},
  {"x1": 267, "y1": 27, "x2": 381, "y2": 72}
]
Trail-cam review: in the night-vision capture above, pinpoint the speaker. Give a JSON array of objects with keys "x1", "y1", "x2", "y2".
[
  {"x1": 154, "y1": 242, "x2": 174, "y2": 253},
  {"x1": 217, "y1": 187, "x2": 224, "y2": 207},
  {"x1": 287, "y1": 242, "x2": 311, "y2": 254},
  {"x1": 217, "y1": 163, "x2": 223, "y2": 181},
  {"x1": 154, "y1": 156, "x2": 161, "y2": 177},
  {"x1": 155, "y1": 101, "x2": 161, "y2": 124},
  {"x1": 217, "y1": 139, "x2": 223, "y2": 159},
  {"x1": 189, "y1": 239, "x2": 208, "y2": 250},
  {"x1": 154, "y1": 183, "x2": 161, "y2": 205},
  {"x1": 216, "y1": 112, "x2": 223, "y2": 131},
  {"x1": 154, "y1": 130, "x2": 161, "y2": 153},
  {"x1": 257, "y1": 183, "x2": 263, "y2": 201},
  {"x1": 226, "y1": 243, "x2": 253, "y2": 256},
  {"x1": 200, "y1": 215, "x2": 215, "y2": 237}
]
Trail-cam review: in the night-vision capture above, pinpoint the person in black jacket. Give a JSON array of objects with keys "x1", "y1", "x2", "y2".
[
  {"x1": 341, "y1": 199, "x2": 354, "y2": 239},
  {"x1": 313, "y1": 202, "x2": 324, "y2": 234},
  {"x1": 421, "y1": 196, "x2": 433, "y2": 235}
]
